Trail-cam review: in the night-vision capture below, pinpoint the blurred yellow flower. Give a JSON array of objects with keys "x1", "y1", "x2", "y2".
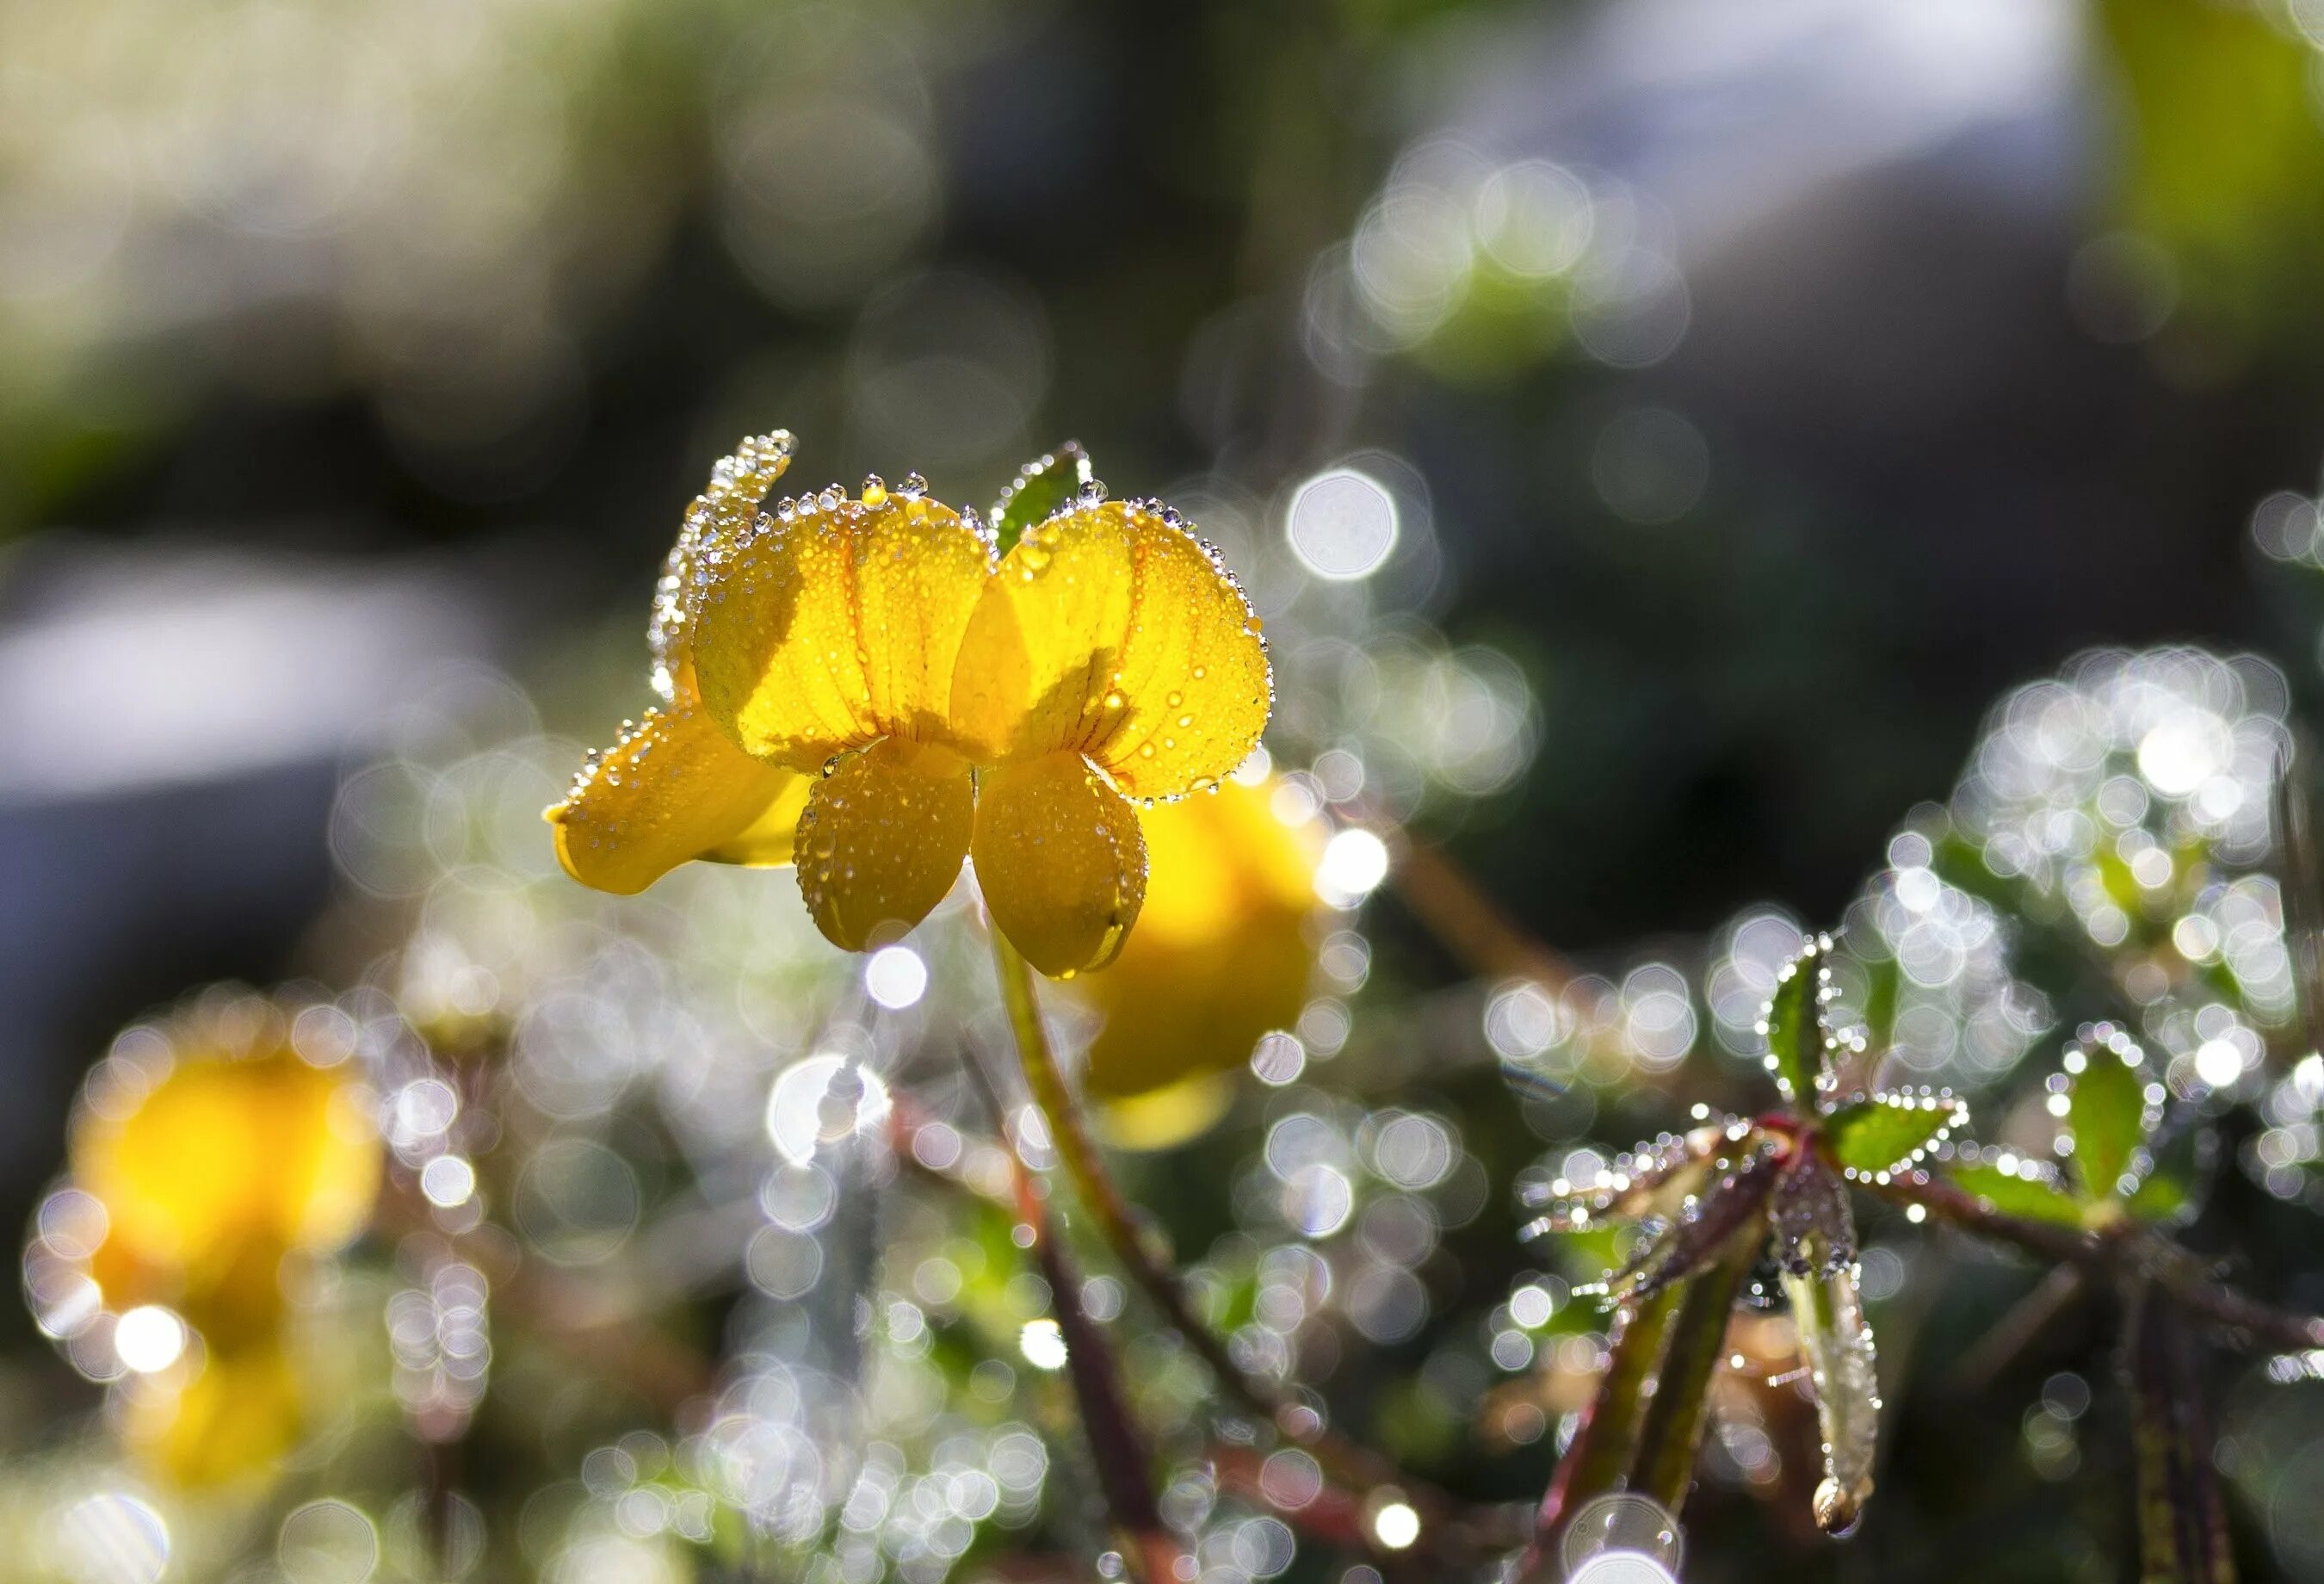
[
  {"x1": 550, "y1": 433, "x2": 1273, "y2": 976},
  {"x1": 28, "y1": 993, "x2": 382, "y2": 1486},
  {"x1": 121, "y1": 1340, "x2": 305, "y2": 1490},
  {"x1": 1077, "y1": 776, "x2": 1324, "y2": 1148}
]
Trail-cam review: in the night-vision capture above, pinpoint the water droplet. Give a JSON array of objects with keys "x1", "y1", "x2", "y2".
[
  {"x1": 1103, "y1": 690, "x2": 1125, "y2": 710},
  {"x1": 899, "y1": 472, "x2": 929, "y2": 498},
  {"x1": 861, "y1": 474, "x2": 888, "y2": 506}
]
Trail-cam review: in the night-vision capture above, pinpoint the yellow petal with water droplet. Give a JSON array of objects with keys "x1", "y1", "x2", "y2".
[
  {"x1": 649, "y1": 430, "x2": 796, "y2": 701},
  {"x1": 972, "y1": 752, "x2": 1147, "y2": 977},
  {"x1": 695, "y1": 494, "x2": 992, "y2": 769},
  {"x1": 1077, "y1": 777, "x2": 1321, "y2": 1097},
  {"x1": 949, "y1": 501, "x2": 1270, "y2": 799},
  {"x1": 795, "y1": 738, "x2": 973, "y2": 951},
  {"x1": 547, "y1": 689, "x2": 807, "y2": 896}
]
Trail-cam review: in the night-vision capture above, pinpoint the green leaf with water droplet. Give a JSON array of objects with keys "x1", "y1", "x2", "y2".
[
  {"x1": 1825, "y1": 1093, "x2": 1968, "y2": 1179},
  {"x1": 2069, "y1": 1043, "x2": 2152, "y2": 1202},
  {"x1": 1950, "y1": 1160, "x2": 2085, "y2": 1226},
  {"x1": 2125, "y1": 1122, "x2": 2207, "y2": 1227},
  {"x1": 991, "y1": 442, "x2": 1093, "y2": 557},
  {"x1": 1760, "y1": 939, "x2": 1830, "y2": 1109}
]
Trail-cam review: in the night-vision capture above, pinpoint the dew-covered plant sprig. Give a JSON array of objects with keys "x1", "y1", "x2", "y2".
[
  {"x1": 1520, "y1": 934, "x2": 1967, "y2": 1553},
  {"x1": 1498, "y1": 909, "x2": 2324, "y2": 1582}
]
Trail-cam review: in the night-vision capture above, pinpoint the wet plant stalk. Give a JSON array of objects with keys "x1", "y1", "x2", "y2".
[
  {"x1": 971, "y1": 1049, "x2": 1182, "y2": 1584},
  {"x1": 1873, "y1": 1171, "x2": 2324, "y2": 1352},
  {"x1": 2124, "y1": 1281, "x2": 2236, "y2": 1584},
  {"x1": 1629, "y1": 1223, "x2": 1760, "y2": 1513},
  {"x1": 987, "y1": 925, "x2": 1506, "y2": 1562}
]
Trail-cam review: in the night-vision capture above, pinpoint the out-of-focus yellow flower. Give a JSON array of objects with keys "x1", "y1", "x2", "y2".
[
  {"x1": 121, "y1": 1339, "x2": 305, "y2": 1490},
  {"x1": 549, "y1": 433, "x2": 1274, "y2": 976},
  {"x1": 77, "y1": 1040, "x2": 379, "y2": 1327},
  {"x1": 25, "y1": 993, "x2": 381, "y2": 1487},
  {"x1": 1076, "y1": 777, "x2": 1323, "y2": 1148}
]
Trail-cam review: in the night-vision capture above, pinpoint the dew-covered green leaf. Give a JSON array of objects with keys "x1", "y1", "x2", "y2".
[
  {"x1": 1771, "y1": 1151, "x2": 1856, "y2": 1276},
  {"x1": 990, "y1": 441, "x2": 1092, "y2": 557},
  {"x1": 2068, "y1": 1030, "x2": 2156, "y2": 1201},
  {"x1": 1759, "y1": 937, "x2": 1834, "y2": 1109},
  {"x1": 1611, "y1": 1144, "x2": 1783, "y2": 1302},
  {"x1": 2125, "y1": 1121, "x2": 2209, "y2": 1227},
  {"x1": 1781, "y1": 1256, "x2": 1879, "y2": 1534},
  {"x1": 1950, "y1": 1159, "x2": 2085, "y2": 1225},
  {"x1": 1824, "y1": 1092, "x2": 1969, "y2": 1180}
]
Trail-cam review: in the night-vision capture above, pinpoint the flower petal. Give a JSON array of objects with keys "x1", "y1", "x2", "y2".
[
  {"x1": 1079, "y1": 778, "x2": 1320, "y2": 1098},
  {"x1": 548, "y1": 696, "x2": 807, "y2": 896},
  {"x1": 693, "y1": 492, "x2": 994, "y2": 768},
  {"x1": 649, "y1": 430, "x2": 797, "y2": 702},
  {"x1": 972, "y1": 752, "x2": 1147, "y2": 976},
  {"x1": 795, "y1": 738, "x2": 974, "y2": 951},
  {"x1": 951, "y1": 500, "x2": 1270, "y2": 799}
]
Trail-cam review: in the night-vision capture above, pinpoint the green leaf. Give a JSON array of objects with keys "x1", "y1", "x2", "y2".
[
  {"x1": 1950, "y1": 1160, "x2": 2086, "y2": 1226},
  {"x1": 1780, "y1": 1258, "x2": 1880, "y2": 1535},
  {"x1": 2068, "y1": 1029, "x2": 2156, "y2": 1201},
  {"x1": 2125, "y1": 1122, "x2": 2208, "y2": 1228},
  {"x1": 989, "y1": 442, "x2": 1092, "y2": 557},
  {"x1": 1759, "y1": 936, "x2": 1835, "y2": 1109},
  {"x1": 1824, "y1": 1091, "x2": 1969, "y2": 1181},
  {"x1": 1611, "y1": 1146, "x2": 1783, "y2": 1302}
]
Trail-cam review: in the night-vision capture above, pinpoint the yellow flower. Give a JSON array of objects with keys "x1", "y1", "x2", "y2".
[
  {"x1": 30, "y1": 993, "x2": 382, "y2": 1487},
  {"x1": 73, "y1": 1005, "x2": 380, "y2": 1338},
  {"x1": 549, "y1": 435, "x2": 1274, "y2": 976},
  {"x1": 1075, "y1": 776, "x2": 1323, "y2": 1148},
  {"x1": 121, "y1": 1340, "x2": 305, "y2": 1489}
]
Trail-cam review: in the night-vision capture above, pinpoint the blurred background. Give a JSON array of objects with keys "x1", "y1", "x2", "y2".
[{"x1": 12, "y1": 0, "x2": 2324, "y2": 1580}]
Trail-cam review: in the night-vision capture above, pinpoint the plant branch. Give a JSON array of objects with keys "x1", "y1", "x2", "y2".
[
  {"x1": 960, "y1": 1041, "x2": 1183, "y2": 1584},
  {"x1": 986, "y1": 925, "x2": 1519, "y2": 1565},
  {"x1": 1872, "y1": 1171, "x2": 2324, "y2": 1353},
  {"x1": 1383, "y1": 826, "x2": 1579, "y2": 990}
]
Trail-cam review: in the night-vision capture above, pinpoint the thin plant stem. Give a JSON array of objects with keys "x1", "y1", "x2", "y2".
[
  {"x1": 986, "y1": 925, "x2": 1519, "y2": 1564},
  {"x1": 957, "y1": 1039, "x2": 1183, "y2": 1584},
  {"x1": 1873, "y1": 1171, "x2": 2324, "y2": 1353}
]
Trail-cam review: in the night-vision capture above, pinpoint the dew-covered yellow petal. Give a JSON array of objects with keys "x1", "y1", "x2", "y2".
[
  {"x1": 75, "y1": 1046, "x2": 380, "y2": 1296},
  {"x1": 796, "y1": 738, "x2": 974, "y2": 950},
  {"x1": 950, "y1": 500, "x2": 1270, "y2": 799},
  {"x1": 694, "y1": 492, "x2": 994, "y2": 769},
  {"x1": 649, "y1": 430, "x2": 797, "y2": 701},
  {"x1": 972, "y1": 752, "x2": 1147, "y2": 977},
  {"x1": 1078, "y1": 777, "x2": 1321, "y2": 1098},
  {"x1": 548, "y1": 693, "x2": 808, "y2": 895}
]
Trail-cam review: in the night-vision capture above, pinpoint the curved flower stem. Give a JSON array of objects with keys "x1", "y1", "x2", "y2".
[
  {"x1": 986, "y1": 925, "x2": 1518, "y2": 1564},
  {"x1": 1381, "y1": 823, "x2": 1579, "y2": 990},
  {"x1": 1872, "y1": 1171, "x2": 2324, "y2": 1353}
]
